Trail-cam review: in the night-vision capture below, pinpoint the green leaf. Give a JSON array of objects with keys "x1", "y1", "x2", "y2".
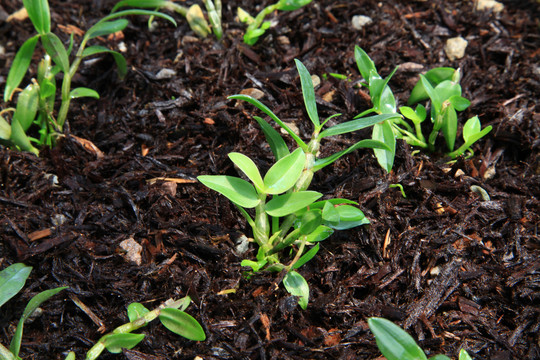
[
  {"x1": 111, "y1": 0, "x2": 169, "y2": 12},
  {"x1": 276, "y1": 0, "x2": 312, "y2": 11},
  {"x1": 354, "y1": 46, "x2": 378, "y2": 83},
  {"x1": 10, "y1": 286, "x2": 67, "y2": 357},
  {"x1": 241, "y1": 259, "x2": 267, "y2": 272},
  {"x1": 265, "y1": 191, "x2": 322, "y2": 217},
  {"x1": 237, "y1": 7, "x2": 255, "y2": 24},
  {"x1": 23, "y1": 0, "x2": 51, "y2": 34},
  {"x1": 441, "y1": 104, "x2": 457, "y2": 151},
  {"x1": 4, "y1": 35, "x2": 40, "y2": 102},
  {"x1": 198, "y1": 175, "x2": 260, "y2": 208},
  {"x1": 127, "y1": 303, "x2": 149, "y2": 322},
  {"x1": 305, "y1": 225, "x2": 333, "y2": 243},
  {"x1": 70, "y1": 87, "x2": 100, "y2": 99},
  {"x1": 293, "y1": 243, "x2": 319, "y2": 269},
  {"x1": 429, "y1": 356, "x2": 452, "y2": 360},
  {"x1": 0, "y1": 115, "x2": 11, "y2": 140},
  {"x1": 13, "y1": 83, "x2": 39, "y2": 131},
  {"x1": 294, "y1": 59, "x2": 319, "y2": 128},
  {"x1": 228, "y1": 152, "x2": 265, "y2": 192},
  {"x1": 368, "y1": 317, "x2": 428, "y2": 360},
  {"x1": 448, "y1": 95, "x2": 470, "y2": 111},
  {"x1": 458, "y1": 349, "x2": 473, "y2": 360},
  {"x1": 159, "y1": 308, "x2": 206, "y2": 341},
  {"x1": 102, "y1": 333, "x2": 145, "y2": 353},
  {"x1": 321, "y1": 201, "x2": 339, "y2": 225},
  {"x1": 372, "y1": 120, "x2": 396, "y2": 172},
  {"x1": 320, "y1": 113, "x2": 399, "y2": 138},
  {"x1": 462, "y1": 125, "x2": 492, "y2": 149},
  {"x1": 85, "y1": 19, "x2": 129, "y2": 40},
  {"x1": 419, "y1": 75, "x2": 441, "y2": 114},
  {"x1": 186, "y1": 4, "x2": 211, "y2": 38},
  {"x1": 82, "y1": 46, "x2": 128, "y2": 79},
  {"x1": 399, "y1": 106, "x2": 423, "y2": 124},
  {"x1": 0, "y1": 343, "x2": 17, "y2": 360},
  {"x1": 9, "y1": 118, "x2": 39, "y2": 155},
  {"x1": 331, "y1": 205, "x2": 369, "y2": 230},
  {"x1": 0, "y1": 264, "x2": 32, "y2": 308},
  {"x1": 243, "y1": 28, "x2": 266, "y2": 46},
  {"x1": 313, "y1": 139, "x2": 390, "y2": 171},
  {"x1": 263, "y1": 148, "x2": 305, "y2": 194},
  {"x1": 98, "y1": 9, "x2": 176, "y2": 26},
  {"x1": 283, "y1": 271, "x2": 309, "y2": 309},
  {"x1": 298, "y1": 210, "x2": 322, "y2": 235},
  {"x1": 462, "y1": 116, "x2": 481, "y2": 143},
  {"x1": 41, "y1": 32, "x2": 69, "y2": 74},
  {"x1": 408, "y1": 67, "x2": 456, "y2": 105},
  {"x1": 253, "y1": 116, "x2": 290, "y2": 160},
  {"x1": 228, "y1": 94, "x2": 307, "y2": 150},
  {"x1": 433, "y1": 80, "x2": 461, "y2": 104},
  {"x1": 39, "y1": 78, "x2": 56, "y2": 99}
]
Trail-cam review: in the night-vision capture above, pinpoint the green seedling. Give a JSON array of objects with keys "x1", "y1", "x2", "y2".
[
  {"x1": 238, "y1": 0, "x2": 313, "y2": 45},
  {"x1": 353, "y1": 46, "x2": 492, "y2": 171},
  {"x1": 368, "y1": 317, "x2": 473, "y2": 360},
  {"x1": 0, "y1": 263, "x2": 67, "y2": 360},
  {"x1": 1, "y1": 0, "x2": 176, "y2": 154},
  {"x1": 112, "y1": 0, "x2": 222, "y2": 40},
  {"x1": 199, "y1": 59, "x2": 398, "y2": 308}
]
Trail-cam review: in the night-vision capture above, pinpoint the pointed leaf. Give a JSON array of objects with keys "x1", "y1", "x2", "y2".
[
  {"x1": 10, "y1": 118, "x2": 39, "y2": 155},
  {"x1": 372, "y1": 120, "x2": 396, "y2": 172},
  {"x1": 321, "y1": 201, "x2": 339, "y2": 225},
  {"x1": 458, "y1": 349, "x2": 473, "y2": 360},
  {"x1": 82, "y1": 46, "x2": 128, "y2": 79},
  {"x1": 0, "y1": 264, "x2": 32, "y2": 308},
  {"x1": 265, "y1": 191, "x2": 322, "y2": 217},
  {"x1": 305, "y1": 225, "x2": 333, "y2": 243},
  {"x1": 313, "y1": 139, "x2": 390, "y2": 171},
  {"x1": 293, "y1": 243, "x2": 319, "y2": 269},
  {"x1": 253, "y1": 116, "x2": 289, "y2": 160},
  {"x1": 263, "y1": 148, "x2": 305, "y2": 194},
  {"x1": 103, "y1": 333, "x2": 145, "y2": 353},
  {"x1": 355, "y1": 46, "x2": 378, "y2": 83},
  {"x1": 127, "y1": 303, "x2": 149, "y2": 322},
  {"x1": 448, "y1": 95, "x2": 470, "y2": 111},
  {"x1": 408, "y1": 67, "x2": 456, "y2": 105},
  {"x1": 0, "y1": 115, "x2": 11, "y2": 140},
  {"x1": 159, "y1": 308, "x2": 206, "y2": 341},
  {"x1": 462, "y1": 116, "x2": 481, "y2": 143},
  {"x1": 434, "y1": 80, "x2": 461, "y2": 103},
  {"x1": 85, "y1": 19, "x2": 129, "y2": 40},
  {"x1": 41, "y1": 32, "x2": 69, "y2": 74},
  {"x1": 13, "y1": 83, "x2": 39, "y2": 131},
  {"x1": 23, "y1": 0, "x2": 50, "y2": 34},
  {"x1": 198, "y1": 175, "x2": 260, "y2": 208},
  {"x1": 399, "y1": 106, "x2": 422, "y2": 123},
  {"x1": 330, "y1": 205, "x2": 369, "y2": 230},
  {"x1": 97, "y1": 9, "x2": 177, "y2": 27},
  {"x1": 320, "y1": 113, "x2": 399, "y2": 138},
  {"x1": 229, "y1": 152, "x2": 265, "y2": 192},
  {"x1": 368, "y1": 317, "x2": 428, "y2": 360},
  {"x1": 186, "y1": 4, "x2": 211, "y2": 38},
  {"x1": 442, "y1": 104, "x2": 457, "y2": 151},
  {"x1": 294, "y1": 59, "x2": 319, "y2": 128},
  {"x1": 4, "y1": 35, "x2": 39, "y2": 102},
  {"x1": 70, "y1": 87, "x2": 100, "y2": 99},
  {"x1": 419, "y1": 75, "x2": 441, "y2": 113},
  {"x1": 283, "y1": 271, "x2": 309, "y2": 309},
  {"x1": 276, "y1": 0, "x2": 312, "y2": 11},
  {"x1": 111, "y1": 0, "x2": 169, "y2": 12},
  {"x1": 298, "y1": 209, "x2": 322, "y2": 235}
]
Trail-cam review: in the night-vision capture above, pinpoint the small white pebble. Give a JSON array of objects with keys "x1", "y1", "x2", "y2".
[
  {"x1": 119, "y1": 238, "x2": 143, "y2": 265},
  {"x1": 311, "y1": 74, "x2": 321, "y2": 88},
  {"x1": 476, "y1": 0, "x2": 504, "y2": 13},
  {"x1": 155, "y1": 68, "x2": 177, "y2": 80},
  {"x1": 351, "y1": 15, "x2": 373, "y2": 30},
  {"x1": 444, "y1": 36, "x2": 468, "y2": 61}
]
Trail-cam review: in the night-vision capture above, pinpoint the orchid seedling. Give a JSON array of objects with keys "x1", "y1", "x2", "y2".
[{"x1": 199, "y1": 59, "x2": 398, "y2": 308}]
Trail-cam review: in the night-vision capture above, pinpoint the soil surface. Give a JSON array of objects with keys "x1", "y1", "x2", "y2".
[{"x1": 1, "y1": 0, "x2": 539, "y2": 359}]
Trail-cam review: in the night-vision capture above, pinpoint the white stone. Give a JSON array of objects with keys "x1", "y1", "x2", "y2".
[
  {"x1": 444, "y1": 36, "x2": 468, "y2": 61},
  {"x1": 155, "y1": 68, "x2": 177, "y2": 80},
  {"x1": 351, "y1": 15, "x2": 373, "y2": 30},
  {"x1": 119, "y1": 238, "x2": 143, "y2": 265},
  {"x1": 311, "y1": 74, "x2": 321, "y2": 88},
  {"x1": 476, "y1": 0, "x2": 504, "y2": 13}
]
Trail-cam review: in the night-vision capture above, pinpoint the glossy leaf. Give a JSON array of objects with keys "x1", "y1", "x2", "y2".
[
  {"x1": 355, "y1": 46, "x2": 378, "y2": 82},
  {"x1": 462, "y1": 116, "x2": 481, "y2": 143},
  {"x1": 0, "y1": 115, "x2": 11, "y2": 140},
  {"x1": 442, "y1": 104, "x2": 457, "y2": 151},
  {"x1": 82, "y1": 45, "x2": 127, "y2": 79},
  {"x1": 265, "y1": 191, "x2": 322, "y2": 217},
  {"x1": 4, "y1": 35, "x2": 39, "y2": 102},
  {"x1": 237, "y1": 7, "x2": 255, "y2": 24},
  {"x1": 429, "y1": 356, "x2": 451, "y2": 360},
  {"x1": 276, "y1": 0, "x2": 312, "y2": 11},
  {"x1": 102, "y1": 333, "x2": 145, "y2": 353},
  {"x1": 298, "y1": 210, "x2": 322, "y2": 235},
  {"x1": 23, "y1": 0, "x2": 50, "y2": 34},
  {"x1": 70, "y1": 87, "x2": 100, "y2": 99},
  {"x1": 14, "y1": 83, "x2": 39, "y2": 131},
  {"x1": 228, "y1": 94, "x2": 307, "y2": 150},
  {"x1": 408, "y1": 67, "x2": 456, "y2": 105},
  {"x1": 111, "y1": 0, "x2": 169, "y2": 12},
  {"x1": 434, "y1": 80, "x2": 461, "y2": 104},
  {"x1": 372, "y1": 120, "x2": 396, "y2": 172},
  {"x1": 127, "y1": 303, "x2": 149, "y2": 322},
  {"x1": 229, "y1": 152, "x2": 265, "y2": 192},
  {"x1": 198, "y1": 175, "x2": 260, "y2": 208},
  {"x1": 462, "y1": 125, "x2": 492, "y2": 149},
  {"x1": 331, "y1": 205, "x2": 369, "y2": 230},
  {"x1": 368, "y1": 317, "x2": 428, "y2": 360},
  {"x1": 98, "y1": 9, "x2": 176, "y2": 27},
  {"x1": 448, "y1": 95, "x2": 470, "y2": 111},
  {"x1": 10, "y1": 286, "x2": 67, "y2": 357},
  {"x1": 295, "y1": 59, "x2": 319, "y2": 128},
  {"x1": 253, "y1": 116, "x2": 289, "y2": 160},
  {"x1": 159, "y1": 308, "x2": 206, "y2": 341},
  {"x1": 283, "y1": 271, "x2": 309, "y2": 309},
  {"x1": 313, "y1": 139, "x2": 390, "y2": 171},
  {"x1": 41, "y1": 32, "x2": 69, "y2": 74},
  {"x1": 263, "y1": 148, "x2": 305, "y2": 194},
  {"x1": 85, "y1": 19, "x2": 129, "y2": 40},
  {"x1": 321, "y1": 201, "x2": 339, "y2": 225},
  {"x1": 0, "y1": 264, "x2": 32, "y2": 308},
  {"x1": 458, "y1": 349, "x2": 473, "y2": 360},
  {"x1": 320, "y1": 113, "x2": 399, "y2": 138},
  {"x1": 241, "y1": 259, "x2": 267, "y2": 272},
  {"x1": 293, "y1": 243, "x2": 319, "y2": 269},
  {"x1": 399, "y1": 106, "x2": 425, "y2": 124},
  {"x1": 305, "y1": 225, "x2": 333, "y2": 243},
  {"x1": 39, "y1": 78, "x2": 56, "y2": 99},
  {"x1": 9, "y1": 118, "x2": 39, "y2": 155},
  {"x1": 0, "y1": 343, "x2": 16, "y2": 360}
]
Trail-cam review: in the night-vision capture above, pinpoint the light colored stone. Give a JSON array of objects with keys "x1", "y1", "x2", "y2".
[
  {"x1": 444, "y1": 36, "x2": 468, "y2": 61},
  {"x1": 476, "y1": 0, "x2": 504, "y2": 13},
  {"x1": 281, "y1": 122, "x2": 300, "y2": 136},
  {"x1": 311, "y1": 74, "x2": 321, "y2": 88},
  {"x1": 155, "y1": 68, "x2": 177, "y2": 80},
  {"x1": 240, "y1": 88, "x2": 264, "y2": 99},
  {"x1": 119, "y1": 238, "x2": 143, "y2": 265},
  {"x1": 351, "y1": 15, "x2": 373, "y2": 30}
]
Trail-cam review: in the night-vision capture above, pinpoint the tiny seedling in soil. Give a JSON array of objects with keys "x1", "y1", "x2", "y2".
[{"x1": 199, "y1": 59, "x2": 399, "y2": 308}]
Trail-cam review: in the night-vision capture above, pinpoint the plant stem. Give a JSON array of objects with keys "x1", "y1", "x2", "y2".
[{"x1": 247, "y1": 4, "x2": 278, "y2": 33}]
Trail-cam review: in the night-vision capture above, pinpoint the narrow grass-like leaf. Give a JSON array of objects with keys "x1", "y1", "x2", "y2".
[
  {"x1": 253, "y1": 116, "x2": 289, "y2": 160},
  {"x1": 319, "y1": 113, "x2": 398, "y2": 138},
  {"x1": 228, "y1": 152, "x2": 264, "y2": 192},
  {"x1": 102, "y1": 333, "x2": 145, "y2": 353},
  {"x1": 355, "y1": 46, "x2": 378, "y2": 82},
  {"x1": 0, "y1": 264, "x2": 32, "y2": 308},
  {"x1": 98, "y1": 9, "x2": 177, "y2": 27},
  {"x1": 368, "y1": 317, "x2": 428, "y2": 360},
  {"x1": 41, "y1": 33, "x2": 69, "y2": 74},
  {"x1": 70, "y1": 87, "x2": 100, "y2": 99},
  {"x1": 10, "y1": 286, "x2": 67, "y2": 357},
  {"x1": 229, "y1": 94, "x2": 308, "y2": 150},
  {"x1": 203, "y1": 0, "x2": 223, "y2": 39},
  {"x1": 127, "y1": 303, "x2": 149, "y2": 322},
  {"x1": 4, "y1": 35, "x2": 39, "y2": 102},
  {"x1": 313, "y1": 139, "x2": 390, "y2": 171},
  {"x1": 85, "y1": 19, "x2": 129, "y2": 40},
  {"x1": 372, "y1": 120, "x2": 396, "y2": 172},
  {"x1": 419, "y1": 75, "x2": 441, "y2": 114},
  {"x1": 442, "y1": 104, "x2": 457, "y2": 151},
  {"x1": 198, "y1": 175, "x2": 260, "y2": 208},
  {"x1": 276, "y1": 0, "x2": 312, "y2": 11},
  {"x1": 263, "y1": 148, "x2": 305, "y2": 194},
  {"x1": 294, "y1": 59, "x2": 319, "y2": 128},
  {"x1": 111, "y1": 0, "x2": 169, "y2": 12},
  {"x1": 159, "y1": 308, "x2": 206, "y2": 341},
  {"x1": 283, "y1": 271, "x2": 309, "y2": 309},
  {"x1": 265, "y1": 191, "x2": 322, "y2": 217},
  {"x1": 293, "y1": 243, "x2": 319, "y2": 269},
  {"x1": 82, "y1": 46, "x2": 127, "y2": 79},
  {"x1": 305, "y1": 225, "x2": 333, "y2": 243},
  {"x1": 23, "y1": 0, "x2": 50, "y2": 34}
]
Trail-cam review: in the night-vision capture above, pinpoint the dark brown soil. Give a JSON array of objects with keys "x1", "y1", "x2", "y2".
[{"x1": 1, "y1": 0, "x2": 539, "y2": 359}]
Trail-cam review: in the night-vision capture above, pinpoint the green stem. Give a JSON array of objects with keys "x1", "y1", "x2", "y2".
[
  {"x1": 286, "y1": 235, "x2": 308, "y2": 271},
  {"x1": 247, "y1": 4, "x2": 278, "y2": 33}
]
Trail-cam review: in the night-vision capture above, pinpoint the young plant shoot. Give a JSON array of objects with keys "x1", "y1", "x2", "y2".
[
  {"x1": 199, "y1": 59, "x2": 398, "y2": 308},
  {"x1": 353, "y1": 46, "x2": 492, "y2": 172},
  {"x1": 1, "y1": 0, "x2": 176, "y2": 154}
]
